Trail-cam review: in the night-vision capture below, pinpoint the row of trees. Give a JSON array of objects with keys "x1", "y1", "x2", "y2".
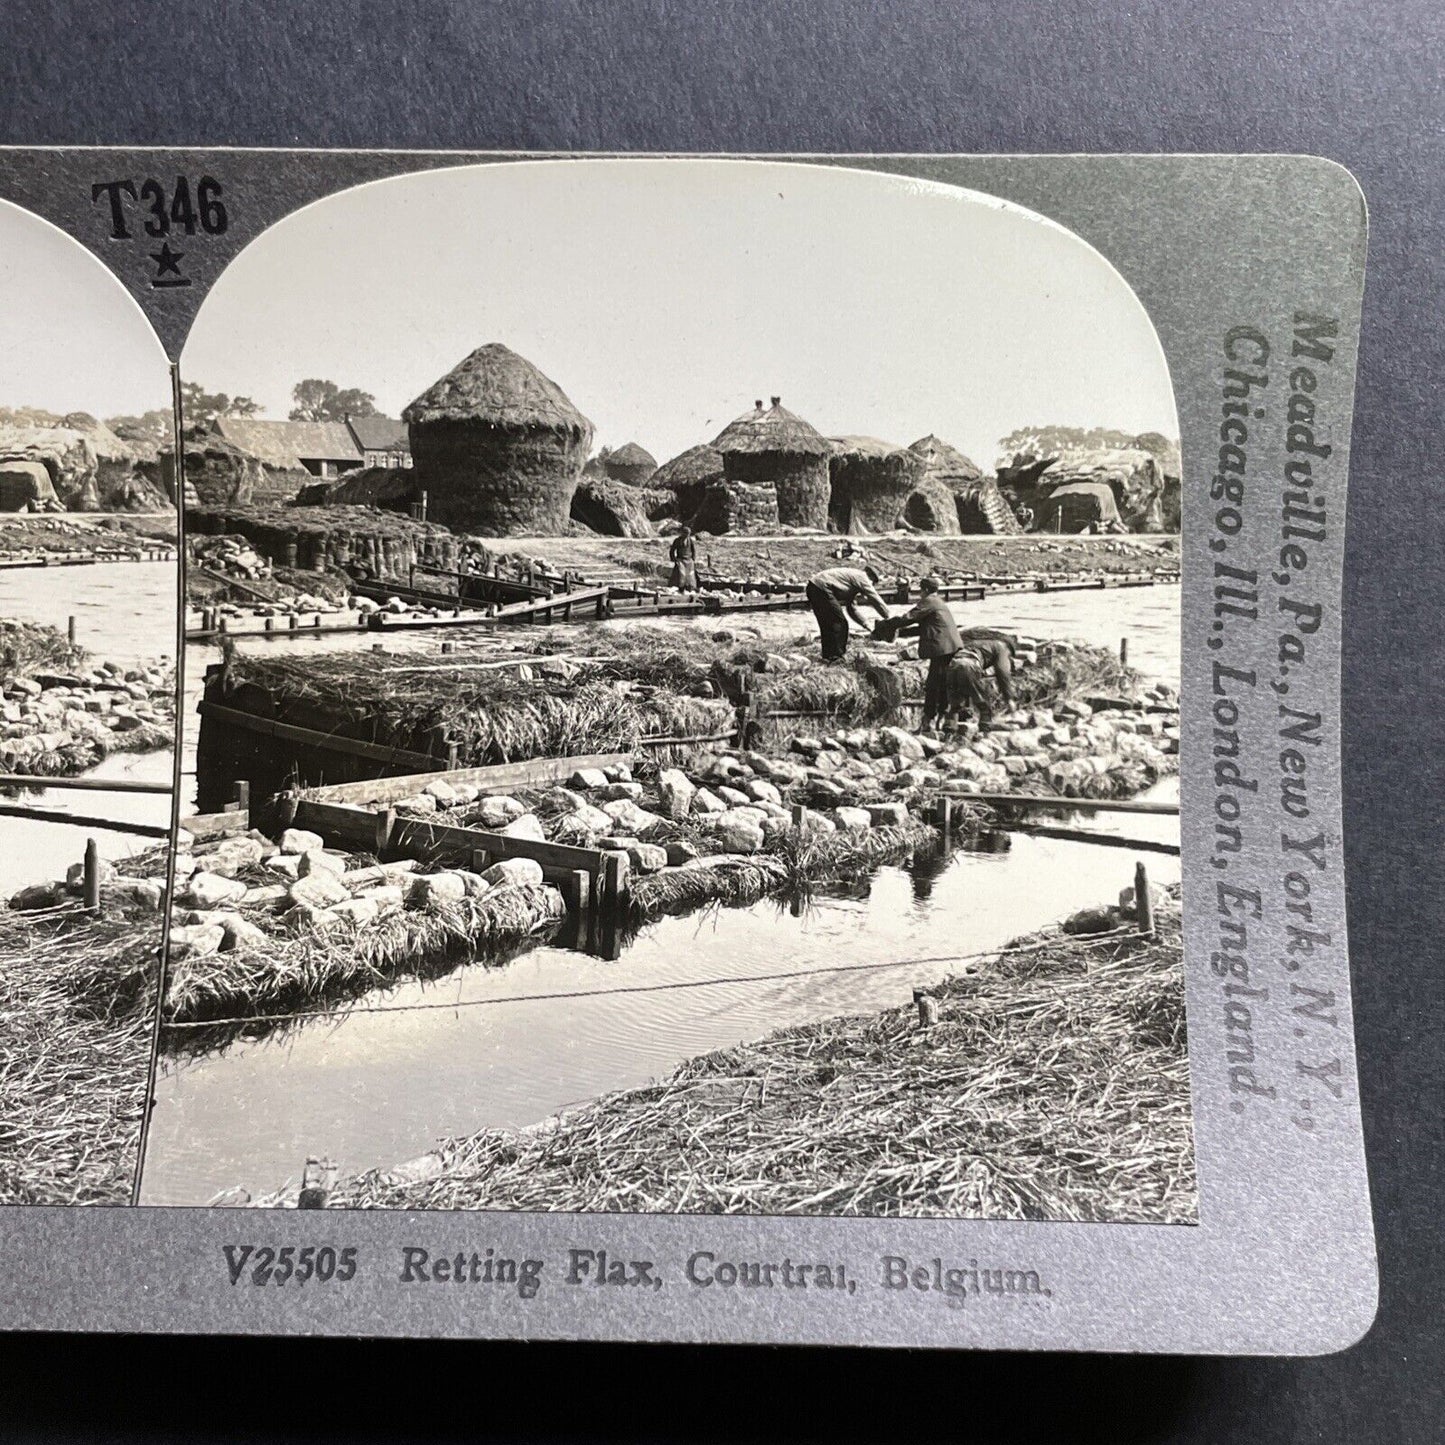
[{"x1": 102, "y1": 379, "x2": 380, "y2": 450}]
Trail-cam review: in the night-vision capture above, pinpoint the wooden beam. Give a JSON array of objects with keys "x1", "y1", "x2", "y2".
[
  {"x1": 1005, "y1": 822, "x2": 1180, "y2": 856},
  {"x1": 0, "y1": 802, "x2": 169, "y2": 837},
  {"x1": 197, "y1": 699, "x2": 440, "y2": 772},
  {"x1": 963, "y1": 793, "x2": 1178, "y2": 815},
  {"x1": 301, "y1": 751, "x2": 631, "y2": 806},
  {"x1": 461, "y1": 828, "x2": 607, "y2": 876},
  {"x1": 180, "y1": 810, "x2": 253, "y2": 841},
  {"x1": 0, "y1": 774, "x2": 172, "y2": 795}
]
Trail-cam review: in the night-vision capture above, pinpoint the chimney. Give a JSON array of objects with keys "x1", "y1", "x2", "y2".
[
  {"x1": 770, "y1": 395, "x2": 781, "y2": 407},
  {"x1": 753, "y1": 399, "x2": 763, "y2": 414}
]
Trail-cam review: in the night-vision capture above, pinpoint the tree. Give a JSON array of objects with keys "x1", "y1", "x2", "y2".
[
  {"x1": 289, "y1": 379, "x2": 379, "y2": 423},
  {"x1": 178, "y1": 382, "x2": 260, "y2": 428}
]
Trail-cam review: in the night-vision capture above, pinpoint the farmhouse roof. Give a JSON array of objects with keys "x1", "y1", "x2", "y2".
[
  {"x1": 213, "y1": 417, "x2": 362, "y2": 469},
  {"x1": 345, "y1": 415, "x2": 410, "y2": 452}
]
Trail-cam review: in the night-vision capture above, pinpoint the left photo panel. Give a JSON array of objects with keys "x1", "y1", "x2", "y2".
[{"x1": 0, "y1": 200, "x2": 178, "y2": 1205}]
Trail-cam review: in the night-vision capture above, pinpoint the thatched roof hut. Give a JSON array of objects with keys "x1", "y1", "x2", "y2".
[
  {"x1": 827, "y1": 436, "x2": 925, "y2": 534},
  {"x1": 908, "y1": 434, "x2": 982, "y2": 483},
  {"x1": 403, "y1": 343, "x2": 594, "y2": 536},
  {"x1": 601, "y1": 441, "x2": 657, "y2": 486},
  {"x1": 1040, "y1": 480, "x2": 1123, "y2": 533},
  {"x1": 714, "y1": 397, "x2": 831, "y2": 530}
]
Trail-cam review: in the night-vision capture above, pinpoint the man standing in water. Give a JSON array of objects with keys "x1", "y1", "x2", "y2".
[{"x1": 805, "y1": 563, "x2": 890, "y2": 663}]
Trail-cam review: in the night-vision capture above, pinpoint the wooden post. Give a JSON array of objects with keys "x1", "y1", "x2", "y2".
[
  {"x1": 234, "y1": 781, "x2": 251, "y2": 825},
  {"x1": 1135, "y1": 860, "x2": 1155, "y2": 937},
  {"x1": 276, "y1": 791, "x2": 299, "y2": 831},
  {"x1": 913, "y1": 988, "x2": 939, "y2": 1028},
  {"x1": 67, "y1": 615, "x2": 77, "y2": 646},
  {"x1": 82, "y1": 838, "x2": 100, "y2": 910},
  {"x1": 599, "y1": 852, "x2": 629, "y2": 960},
  {"x1": 297, "y1": 1157, "x2": 336, "y2": 1209},
  {"x1": 558, "y1": 867, "x2": 591, "y2": 951},
  {"x1": 441, "y1": 641, "x2": 455, "y2": 655},
  {"x1": 1120, "y1": 637, "x2": 1129, "y2": 666},
  {"x1": 791, "y1": 802, "x2": 805, "y2": 833},
  {"x1": 933, "y1": 795, "x2": 952, "y2": 847},
  {"x1": 373, "y1": 807, "x2": 395, "y2": 857}
]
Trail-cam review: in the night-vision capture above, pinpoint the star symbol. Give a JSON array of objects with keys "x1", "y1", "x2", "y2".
[{"x1": 150, "y1": 241, "x2": 185, "y2": 277}]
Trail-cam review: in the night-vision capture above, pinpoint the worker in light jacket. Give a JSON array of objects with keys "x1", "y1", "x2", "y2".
[{"x1": 805, "y1": 564, "x2": 891, "y2": 662}]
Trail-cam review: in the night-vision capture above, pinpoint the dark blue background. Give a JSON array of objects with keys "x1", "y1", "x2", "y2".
[{"x1": 1, "y1": 3, "x2": 1440, "y2": 1440}]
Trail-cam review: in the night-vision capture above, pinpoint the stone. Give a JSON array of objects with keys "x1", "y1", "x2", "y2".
[
  {"x1": 353, "y1": 884, "x2": 406, "y2": 916},
  {"x1": 592, "y1": 781, "x2": 643, "y2": 803},
  {"x1": 397, "y1": 792, "x2": 437, "y2": 813},
  {"x1": 1002, "y1": 757, "x2": 1030, "y2": 777},
  {"x1": 66, "y1": 857, "x2": 118, "y2": 890},
  {"x1": 172, "y1": 854, "x2": 198, "y2": 881},
  {"x1": 758, "y1": 758, "x2": 807, "y2": 786},
  {"x1": 798, "y1": 809, "x2": 836, "y2": 837},
  {"x1": 169, "y1": 923, "x2": 225, "y2": 960},
  {"x1": 878, "y1": 725, "x2": 926, "y2": 762},
  {"x1": 500, "y1": 813, "x2": 546, "y2": 842},
  {"x1": 568, "y1": 767, "x2": 610, "y2": 790},
  {"x1": 624, "y1": 842, "x2": 668, "y2": 874},
  {"x1": 179, "y1": 871, "x2": 248, "y2": 908},
  {"x1": 806, "y1": 778, "x2": 846, "y2": 805},
  {"x1": 789, "y1": 735, "x2": 823, "y2": 757},
  {"x1": 552, "y1": 804, "x2": 614, "y2": 842},
  {"x1": 716, "y1": 784, "x2": 751, "y2": 807},
  {"x1": 110, "y1": 877, "x2": 163, "y2": 910},
  {"x1": 602, "y1": 799, "x2": 664, "y2": 835},
  {"x1": 834, "y1": 806, "x2": 873, "y2": 833},
  {"x1": 220, "y1": 915, "x2": 269, "y2": 951},
  {"x1": 656, "y1": 768, "x2": 696, "y2": 821},
  {"x1": 476, "y1": 795, "x2": 525, "y2": 828},
  {"x1": 480, "y1": 857, "x2": 544, "y2": 889},
  {"x1": 691, "y1": 788, "x2": 726, "y2": 816},
  {"x1": 264, "y1": 853, "x2": 303, "y2": 880},
  {"x1": 455, "y1": 871, "x2": 492, "y2": 899},
  {"x1": 284, "y1": 901, "x2": 344, "y2": 934},
  {"x1": 742, "y1": 778, "x2": 782, "y2": 806},
  {"x1": 7, "y1": 881, "x2": 66, "y2": 910},
  {"x1": 664, "y1": 840, "x2": 701, "y2": 866},
  {"x1": 240, "y1": 883, "x2": 288, "y2": 906},
  {"x1": 298, "y1": 848, "x2": 348, "y2": 878},
  {"x1": 330, "y1": 897, "x2": 380, "y2": 927},
  {"x1": 1063, "y1": 905, "x2": 1120, "y2": 935},
  {"x1": 865, "y1": 801, "x2": 909, "y2": 827},
  {"x1": 412, "y1": 871, "x2": 469, "y2": 907},
  {"x1": 713, "y1": 812, "x2": 765, "y2": 853},
  {"x1": 941, "y1": 778, "x2": 981, "y2": 795},
  {"x1": 288, "y1": 872, "x2": 351, "y2": 909},
  {"x1": 423, "y1": 779, "x2": 459, "y2": 804},
  {"x1": 279, "y1": 827, "x2": 324, "y2": 855},
  {"x1": 601, "y1": 763, "x2": 633, "y2": 783}
]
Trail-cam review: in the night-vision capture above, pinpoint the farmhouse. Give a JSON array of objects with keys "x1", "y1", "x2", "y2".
[{"x1": 212, "y1": 417, "x2": 362, "y2": 481}]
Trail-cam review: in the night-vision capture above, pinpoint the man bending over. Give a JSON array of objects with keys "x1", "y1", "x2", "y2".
[{"x1": 805, "y1": 563, "x2": 890, "y2": 663}]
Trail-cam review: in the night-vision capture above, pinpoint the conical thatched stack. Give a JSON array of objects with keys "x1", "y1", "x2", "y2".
[
  {"x1": 827, "y1": 436, "x2": 925, "y2": 534},
  {"x1": 714, "y1": 397, "x2": 831, "y2": 530},
  {"x1": 909, "y1": 434, "x2": 1018, "y2": 535},
  {"x1": 601, "y1": 441, "x2": 657, "y2": 486},
  {"x1": 403, "y1": 344, "x2": 594, "y2": 536}
]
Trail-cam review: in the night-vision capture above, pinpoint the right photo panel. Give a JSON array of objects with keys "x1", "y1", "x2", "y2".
[{"x1": 143, "y1": 160, "x2": 1188, "y2": 1224}]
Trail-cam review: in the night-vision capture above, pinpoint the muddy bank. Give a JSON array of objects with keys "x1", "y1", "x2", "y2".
[
  {"x1": 239, "y1": 889, "x2": 1192, "y2": 1222},
  {"x1": 0, "y1": 514, "x2": 176, "y2": 563}
]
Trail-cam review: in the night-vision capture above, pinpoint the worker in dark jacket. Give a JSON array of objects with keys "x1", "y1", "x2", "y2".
[
  {"x1": 887, "y1": 576, "x2": 963, "y2": 734},
  {"x1": 805, "y1": 564, "x2": 890, "y2": 662}
]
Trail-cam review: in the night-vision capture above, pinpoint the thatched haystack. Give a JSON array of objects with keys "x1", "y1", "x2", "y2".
[
  {"x1": 0, "y1": 420, "x2": 144, "y2": 512},
  {"x1": 714, "y1": 397, "x2": 831, "y2": 530},
  {"x1": 404, "y1": 344, "x2": 593, "y2": 536},
  {"x1": 906, "y1": 434, "x2": 994, "y2": 534},
  {"x1": 651, "y1": 443, "x2": 723, "y2": 527},
  {"x1": 827, "y1": 436, "x2": 925, "y2": 534},
  {"x1": 570, "y1": 476, "x2": 664, "y2": 537},
  {"x1": 164, "y1": 433, "x2": 265, "y2": 510},
  {"x1": 0, "y1": 459, "x2": 63, "y2": 512},
  {"x1": 323, "y1": 465, "x2": 420, "y2": 514},
  {"x1": 600, "y1": 441, "x2": 657, "y2": 486},
  {"x1": 1040, "y1": 480, "x2": 1123, "y2": 533}
]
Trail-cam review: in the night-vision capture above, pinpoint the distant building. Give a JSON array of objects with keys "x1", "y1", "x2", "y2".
[
  {"x1": 345, "y1": 414, "x2": 412, "y2": 470},
  {"x1": 211, "y1": 417, "x2": 362, "y2": 480}
]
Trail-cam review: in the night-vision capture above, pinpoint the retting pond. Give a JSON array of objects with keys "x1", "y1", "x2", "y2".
[
  {"x1": 144, "y1": 581, "x2": 1181, "y2": 1205},
  {"x1": 0, "y1": 561, "x2": 177, "y2": 895}
]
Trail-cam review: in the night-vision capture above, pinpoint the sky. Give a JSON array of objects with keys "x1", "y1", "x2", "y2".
[
  {"x1": 0, "y1": 200, "x2": 170, "y2": 418},
  {"x1": 182, "y1": 160, "x2": 1177, "y2": 467},
  {"x1": 0, "y1": 162, "x2": 1178, "y2": 464}
]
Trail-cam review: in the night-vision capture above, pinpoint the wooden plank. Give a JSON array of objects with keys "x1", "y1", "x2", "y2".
[
  {"x1": 460, "y1": 829, "x2": 606, "y2": 875},
  {"x1": 0, "y1": 802, "x2": 169, "y2": 837},
  {"x1": 180, "y1": 810, "x2": 253, "y2": 841},
  {"x1": 1006, "y1": 822, "x2": 1180, "y2": 856},
  {"x1": 0, "y1": 774, "x2": 172, "y2": 795},
  {"x1": 197, "y1": 699, "x2": 440, "y2": 772},
  {"x1": 303, "y1": 751, "x2": 631, "y2": 806},
  {"x1": 963, "y1": 793, "x2": 1178, "y2": 816},
  {"x1": 291, "y1": 798, "x2": 381, "y2": 848}
]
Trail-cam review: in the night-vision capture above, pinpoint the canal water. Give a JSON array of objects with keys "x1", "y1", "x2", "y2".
[
  {"x1": 0, "y1": 561, "x2": 177, "y2": 894},
  {"x1": 144, "y1": 582, "x2": 1180, "y2": 1206}
]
